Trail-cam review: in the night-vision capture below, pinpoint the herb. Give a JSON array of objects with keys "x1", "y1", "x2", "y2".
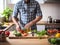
[
  {"x1": 36, "y1": 30, "x2": 47, "y2": 36},
  {"x1": 1, "y1": 7, "x2": 13, "y2": 21}
]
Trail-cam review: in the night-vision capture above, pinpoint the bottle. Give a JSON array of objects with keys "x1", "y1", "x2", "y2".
[{"x1": 47, "y1": 16, "x2": 52, "y2": 23}]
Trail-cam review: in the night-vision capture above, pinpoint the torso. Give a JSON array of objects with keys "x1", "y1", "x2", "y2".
[{"x1": 17, "y1": 0, "x2": 38, "y2": 30}]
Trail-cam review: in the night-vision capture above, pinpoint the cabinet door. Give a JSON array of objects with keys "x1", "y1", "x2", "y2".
[{"x1": 37, "y1": 25, "x2": 45, "y2": 31}]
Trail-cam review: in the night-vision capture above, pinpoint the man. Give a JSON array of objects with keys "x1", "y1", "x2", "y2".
[{"x1": 12, "y1": 0, "x2": 42, "y2": 35}]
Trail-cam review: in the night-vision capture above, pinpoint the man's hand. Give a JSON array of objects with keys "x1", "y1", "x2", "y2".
[
  {"x1": 16, "y1": 25, "x2": 21, "y2": 31},
  {"x1": 12, "y1": 17, "x2": 21, "y2": 31},
  {"x1": 24, "y1": 22, "x2": 33, "y2": 29},
  {"x1": 24, "y1": 16, "x2": 42, "y2": 29}
]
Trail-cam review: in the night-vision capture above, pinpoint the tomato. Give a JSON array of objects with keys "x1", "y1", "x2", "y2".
[
  {"x1": 19, "y1": 30, "x2": 25, "y2": 34},
  {"x1": 58, "y1": 30, "x2": 60, "y2": 33},
  {"x1": 5, "y1": 31, "x2": 10, "y2": 37},
  {"x1": 22, "y1": 33, "x2": 28, "y2": 36},
  {"x1": 53, "y1": 30, "x2": 57, "y2": 33},
  {"x1": 49, "y1": 30, "x2": 53, "y2": 34},
  {"x1": 47, "y1": 30, "x2": 50, "y2": 33}
]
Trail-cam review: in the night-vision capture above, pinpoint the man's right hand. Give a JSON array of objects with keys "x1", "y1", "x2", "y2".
[
  {"x1": 16, "y1": 25, "x2": 28, "y2": 36},
  {"x1": 16, "y1": 25, "x2": 21, "y2": 31},
  {"x1": 16, "y1": 25, "x2": 24, "y2": 33}
]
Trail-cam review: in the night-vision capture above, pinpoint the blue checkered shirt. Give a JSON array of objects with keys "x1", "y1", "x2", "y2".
[{"x1": 12, "y1": 0, "x2": 42, "y2": 30}]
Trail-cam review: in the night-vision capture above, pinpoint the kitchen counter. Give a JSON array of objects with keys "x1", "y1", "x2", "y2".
[
  {"x1": 3, "y1": 22, "x2": 14, "y2": 27},
  {"x1": 3, "y1": 21, "x2": 60, "y2": 26},
  {"x1": 37, "y1": 21, "x2": 60, "y2": 25},
  {"x1": 0, "y1": 38, "x2": 50, "y2": 45},
  {"x1": 2, "y1": 22, "x2": 14, "y2": 31},
  {"x1": 0, "y1": 22, "x2": 53, "y2": 45},
  {"x1": 3, "y1": 21, "x2": 60, "y2": 31}
]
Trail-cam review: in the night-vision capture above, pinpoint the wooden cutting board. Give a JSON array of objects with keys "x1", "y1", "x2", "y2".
[{"x1": 9, "y1": 31, "x2": 48, "y2": 39}]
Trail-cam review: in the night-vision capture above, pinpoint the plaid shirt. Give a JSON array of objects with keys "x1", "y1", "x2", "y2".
[{"x1": 12, "y1": 0, "x2": 42, "y2": 30}]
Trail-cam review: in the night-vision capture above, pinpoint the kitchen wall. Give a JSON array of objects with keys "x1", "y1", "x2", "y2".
[
  {"x1": 8, "y1": 3, "x2": 60, "y2": 21},
  {"x1": 40, "y1": 3, "x2": 60, "y2": 21},
  {"x1": 8, "y1": 3, "x2": 60, "y2": 31}
]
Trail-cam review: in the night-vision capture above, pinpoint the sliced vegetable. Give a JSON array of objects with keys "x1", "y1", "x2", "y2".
[
  {"x1": 15, "y1": 32, "x2": 21, "y2": 36},
  {"x1": 13, "y1": 30, "x2": 22, "y2": 37},
  {"x1": 36, "y1": 30, "x2": 47, "y2": 36},
  {"x1": 13, "y1": 30, "x2": 17, "y2": 35}
]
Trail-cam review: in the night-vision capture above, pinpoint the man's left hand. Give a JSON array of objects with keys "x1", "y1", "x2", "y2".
[{"x1": 24, "y1": 22, "x2": 33, "y2": 29}]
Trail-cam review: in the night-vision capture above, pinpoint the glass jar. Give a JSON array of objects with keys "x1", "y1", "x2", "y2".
[{"x1": 47, "y1": 16, "x2": 52, "y2": 23}]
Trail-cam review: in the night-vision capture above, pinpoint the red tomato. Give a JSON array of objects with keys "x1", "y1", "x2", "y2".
[
  {"x1": 49, "y1": 30, "x2": 52, "y2": 33},
  {"x1": 22, "y1": 33, "x2": 28, "y2": 36},
  {"x1": 47, "y1": 30, "x2": 50, "y2": 33},
  {"x1": 19, "y1": 30, "x2": 25, "y2": 34},
  {"x1": 53, "y1": 30, "x2": 56, "y2": 33},
  {"x1": 58, "y1": 30, "x2": 60, "y2": 33},
  {"x1": 5, "y1": 31, "x2": 10, "y2": 37}
]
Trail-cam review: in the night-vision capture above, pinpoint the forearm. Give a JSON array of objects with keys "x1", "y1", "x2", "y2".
[
  {"x1": 12, "y1": 17, "x2": 19, "y2": 26},
  {"x1": 29, "y1": 16, "x2": 42, "y2": 26}
]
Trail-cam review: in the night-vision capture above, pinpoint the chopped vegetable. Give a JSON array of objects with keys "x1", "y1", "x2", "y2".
[
  {"x1": 13, "y1": 30, "x2": 22, "y2": 37},
  {"x1": 51, "y1": 38, "x2": 56, "y2": 44},
  {"x1": 36, "y1": 30, "x2": 47, "y2": 37}
]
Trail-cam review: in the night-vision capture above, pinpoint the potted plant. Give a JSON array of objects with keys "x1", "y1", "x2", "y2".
[{"x1": 1, "y1": 7, "x2": 13, "y2": 22}]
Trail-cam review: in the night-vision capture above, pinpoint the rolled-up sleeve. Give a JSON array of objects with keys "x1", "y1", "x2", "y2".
[
  {"x1": 36, "y1": 3, "x2": 42, "y2": 17},
  {"x1": 12, "y1": 4, "x2": 19, "y2": 18}
]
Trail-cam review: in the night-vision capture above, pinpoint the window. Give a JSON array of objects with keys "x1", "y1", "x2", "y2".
[
  {"x1": 0, "y1": 0, "x2": 7, "y2": 13},
  {"x1": 0, "y1": 0, "x2": 4, "y2": 13}
]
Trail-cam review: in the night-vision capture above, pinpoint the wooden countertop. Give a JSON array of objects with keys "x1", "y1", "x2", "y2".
[
  {"x1": 2, "y1": 22, "x2": 14, "y2": 31},
  {"x1": 37, "y1": 21, "x2": 60, "y2": 25},
  {"x1": 0, "y1": 38, "x2": 50, "y2": 45},
  {"x1": 3, "y1": 21, "x2": 60, "y2": 31},
  {"x1": 3, "y1": 21, "x2": 60, "y2": 26},
  {"x1": 0, "y1": 22, "x2": 52, "y2": 45},
  {"x1": 3, "y1": 22, "x2": 14, "y2": 27}
]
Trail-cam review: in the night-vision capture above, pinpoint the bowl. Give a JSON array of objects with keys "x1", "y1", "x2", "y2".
[
  {"x1": 47, "y1": 29, "x2": 58, "y2": 36},
  {"x1": 48, "y1": 37, "x2": 60, "y2": 45}
]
